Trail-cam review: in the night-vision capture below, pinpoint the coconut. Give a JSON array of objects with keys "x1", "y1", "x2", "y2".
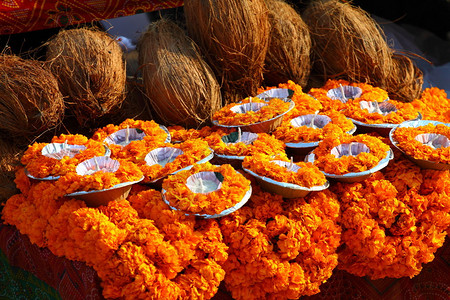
[
  {"x1": 303, "y1": 0, "x2": 423, "y2": 101},
  {"x1": 387, "y1": 54, "x2": 423, "y2": 102},
  {"x1": 0, "y1": 139, "x2": 23, "y2": 203},
  {"x1": 264, "y1": 0, "x2": 311, "y2": 87},
  {"x1": 302, "y1": 0, "x2": 393, "y2": 88},
  {"x1": 0, "y1": 54, "x2": 64, "y2": 139},
  {"x1": 184, "y1": 0, "x2": 270, "y2": 103},
  {"x1": 138, "y1": 18, "x2": 222, "y2": 128},
  {"x1": 46, "y1": 28, "x2": 126, "y2": 126}
]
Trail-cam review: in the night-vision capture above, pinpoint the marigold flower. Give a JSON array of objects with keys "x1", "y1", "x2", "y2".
[
  {"x1": 411, "y1": 87, "x2": 450, "y2": 122},
  {"x1": 218, "y1": 186, "x2": 341, "y2": 300},
  {"x1": 91, "y1": 119, "x2": 169, "y2": 159},
  {"x1": 344, "y1": 98, "x2": 419, "y2": 124},
  {"x1": 333, "y1": 155, "x2": 450, "y2": 279},
  {"x1": 167, "y1": 125, "x2": 233, "y2": 143}
]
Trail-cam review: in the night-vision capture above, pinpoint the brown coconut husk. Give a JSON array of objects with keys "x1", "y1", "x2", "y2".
[
  {"x1": 387, "y1": 54, "x2": 423, "y2": 102},
  {"x1": 45, "y1": 28, "x2": 126, "y2": 126},
  {"x1": 0, "y1": 55, "x2": 64, "y2": 140},
  {"x1": 184, "y1": 0, "x2": 270, "y2": 103},
  {"x1": 109, "y1": 50, "x2": 157, "y2": 124},
  {"x1": 264, "y1": 0, "x2": 312, "y2": 87},
  {"x1": 138, "y1": 19, "x2": 222, "y2": 128},
  {"x1": 302, "y1": 0, "x2": 394, "y2": 88},
  {"x1": 0, "y1": 139, "x2": 23, "y2": 204},
  {"x1": 110, "y1": 77, "x2": 157, "y2": 124},
  {"x1": 302, "y1": 0, "x2": 423, "y2": 102}
]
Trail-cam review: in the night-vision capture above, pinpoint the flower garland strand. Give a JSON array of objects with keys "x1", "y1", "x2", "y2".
[
  {"x1": 2, "y1": 177, "x2": 228, "y2": 299},
  {"x1": 411, "y1": 87, "x2": 450, "y2": 122},
  {"x1": 219, "y1": 185, "x2": 341, "y2": 300},
  {"x1": 333, "y1": 154, "x2": 450, "y2": 279}
]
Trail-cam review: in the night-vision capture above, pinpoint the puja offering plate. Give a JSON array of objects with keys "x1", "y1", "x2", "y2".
[
  {"x1": 212, "y1": 89, "x2": 295, "y2": 133},
  {"x1": 305, "y1": 148, "x2": 394, "y2": 183},
  {"x1": 389, "y1": 120, "x2": 450, "y2": 170},
  {"x1": 66, "y1": 177, "x2": 144, "y2": 207},
  {"x1": 351, "y1": 110, "x2": 422, "y2": 137},
  {"x1": 65, "y1": 156, "x2": 144, "y2": 207},
  {"x1": 327, "y1": 85, "x2": 362, "y2": 103},
  {"x1": 243, "y1": 160, "x2": 329, "y2": 198},
  {"x1": 162, "y1": 170, "x2": 252, "y2": 219}
]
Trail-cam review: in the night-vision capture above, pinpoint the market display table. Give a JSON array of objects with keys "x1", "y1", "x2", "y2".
[{"x1": 1, "y1": 221, "x2": 449, "y2": 299}]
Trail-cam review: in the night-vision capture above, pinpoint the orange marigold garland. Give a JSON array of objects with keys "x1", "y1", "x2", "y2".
[
  {"x1": 411, "y1": 87, "x2": 450, "y2": 122},
  {"x1": 205, "y1": 130, "x2": 285, "y2": 157},
  {"x1": 2, "y1": 176, "x2": 228, "y2": 299},
  {"x1": 219, "y1": 185, "x2": 341, "y2": 299},
  {"x1": 167, "y1": 125, "x2": 233, "y2": 143},
  {"x1": 392, "y1": 123, "x2": 450, "y2": 163},
  {"x1": 162, "y1": 162, "x2": 251, "y2": 216},
  {"x1": 273, "y1": 110, "x2": 354, "y2": 144},
  {"x1": 333, "y1": 154, "x2": 450, "y2": 279},
  {"x1": 22, "y1": 134, "x2": 107, "y2": 179},
  {"x1": 242, "y1": 153, "x2": 327, "y2": 188},
  {"x1": 138, "y1": 139, "x2": 213, "y2": 183},
  {"x1": 212, "y1": 97, "x2": 291, "y2": 126},
  {"x1": 312, "y1": 133, "x2": 391, "y2": 175}
]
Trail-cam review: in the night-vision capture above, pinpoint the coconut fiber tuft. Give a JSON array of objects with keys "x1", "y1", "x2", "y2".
[
  {"x1": 264, "y1": 0, "x2": 312, "y2": 87},
  {"x1": 387, "y1": 54, "x2": 423, "y2": 102},
  {"x1": 303, "y1": 0, "x2": 423, "y2": 101},
  {"x1": 46, "y1": 28, "x2": 126, "y2": 126},
  {"x1": 139, "y1": 18, "x2": 222, "y2": 128},
  {"x1": 0, "y1": 138, "x2": 23, "y2": 204},
  {"x1": 0, "y1": 54, "x2": 64, "y2": 139},
  {"x1": 184, "y1": 0, "x2": 270, "y2": 103}
]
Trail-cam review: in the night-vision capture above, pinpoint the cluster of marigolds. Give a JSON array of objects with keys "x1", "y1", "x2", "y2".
[{"x1": 2, "y1": 80, "x2": 450, "y2": 300}]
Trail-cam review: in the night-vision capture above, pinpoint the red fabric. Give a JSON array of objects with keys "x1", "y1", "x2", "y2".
[
  {"x1": 0, "y1": 0, "x2": 183, "y2": 35},
  {"x1": 0, "y1": 222, "x2": 102, "y2": 300},
  {"x1": 1, "y1": 221, "x2": 449, "y2": 299}
]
